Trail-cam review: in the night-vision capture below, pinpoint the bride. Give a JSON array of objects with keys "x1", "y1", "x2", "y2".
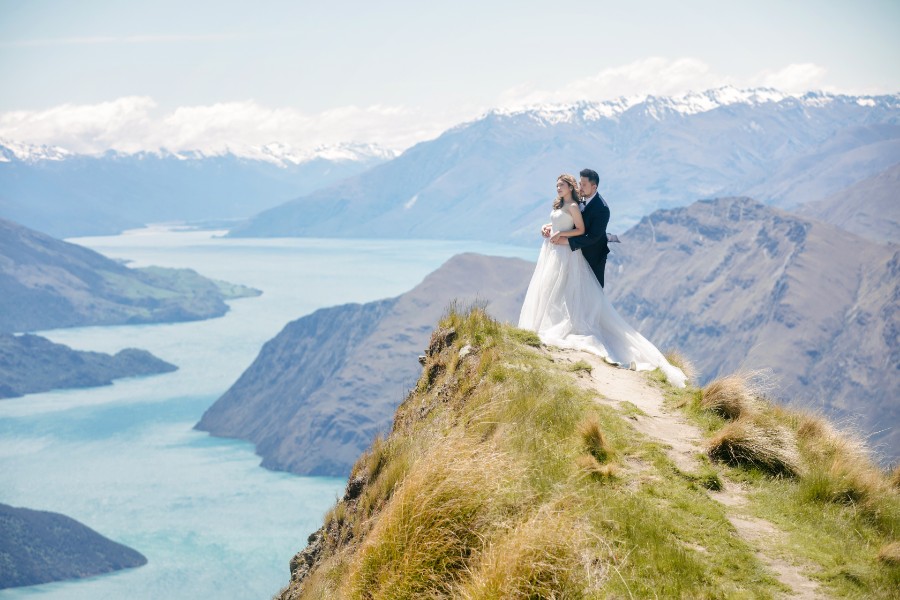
[{"x1": 518, "y1": 173, "x2": 687, "y2": 388}]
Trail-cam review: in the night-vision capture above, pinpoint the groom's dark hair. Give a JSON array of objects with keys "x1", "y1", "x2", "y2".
[{"x1": 579, "y1": 169, "x2": 599, "y2": 186}]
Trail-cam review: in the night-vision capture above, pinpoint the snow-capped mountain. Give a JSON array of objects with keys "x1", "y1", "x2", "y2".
[
  {"x1": 0, "y1": 139, "x2": 395, "y2": 237},
  {"x1": 491, "y1": 87, "x2": 897, "y2": 124},
  {"x1": 0, "y1": 137, "x2": 396, "y2": 167},
  {"x1": 161, "y1": 141, "x2": 398, "y2": 168},
  {"x1": 0, "y1": 139, "x2": 72, "y2": 162},
  {"x1": 231, "y1": 87, "x2": 900, "y2": 244}
]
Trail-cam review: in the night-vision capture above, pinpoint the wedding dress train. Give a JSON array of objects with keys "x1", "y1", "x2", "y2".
[{"x1": 518, "y1": 207, "x2": 687, "y2": 388}]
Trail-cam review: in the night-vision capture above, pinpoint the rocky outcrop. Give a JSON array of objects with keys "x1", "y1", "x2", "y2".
[
  {"x1": 0, "y1": 503, "x2": 147, "y2": 589},
  {"x1": 195, "y1": 253, "x2": 534, "y2": 476},
  {"x1": 0, "y1": 333, "x2": 177, "y2": 398}
]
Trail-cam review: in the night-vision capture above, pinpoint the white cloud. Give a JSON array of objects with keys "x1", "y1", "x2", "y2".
[
  {"x1": 0, "y1": 98, "x2": 470, "y2": 156},
  {"x1": 747, "y1": 63, "x2": 828, "y2": 93},
  {"x1": 0, "y1": 97, "x2": 158, "y2": 152},
  {"x1": 498, "y1": 57, "x2": 830, "y2": 108},
  {"x1": 0, "y1": 57, "x2": 841, "y2": 156}
]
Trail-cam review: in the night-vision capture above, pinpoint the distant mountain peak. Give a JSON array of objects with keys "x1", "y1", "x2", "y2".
[
  {"x1": 0, "y1": 137, "x2": 72, "y2": 162},
  {"x1": 486, "y1": 86, "x2": 900, "y2": 126},
  {"x1": 0, "y1": 138, "x2": 398, "y2": 167}
]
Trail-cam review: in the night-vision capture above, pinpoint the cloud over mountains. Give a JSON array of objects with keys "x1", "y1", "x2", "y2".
[{"x1": 1, "y1": 58, "x2": 885, "y2": 158}]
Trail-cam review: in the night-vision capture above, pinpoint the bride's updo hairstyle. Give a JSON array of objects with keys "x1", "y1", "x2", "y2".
[{"x1": 553, "y1": 173, "x2": 579, "y2": 210}]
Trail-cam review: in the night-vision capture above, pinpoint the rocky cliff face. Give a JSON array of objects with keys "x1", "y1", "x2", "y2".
[
  {"x1": 0, "y1": 217, "x2": 260, "y2": 333},
  {"x1": 0, "y1": 503, "x2": 147, "y2": 589},
  {"x1": 196, "y1": 253, "x2": 534, "y2": 476},
  {"x1": 606, "y1": 197, "x2": 899, "y2": 459}
]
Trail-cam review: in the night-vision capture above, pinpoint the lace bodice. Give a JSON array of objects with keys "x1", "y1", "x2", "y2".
[{"x1": 550, "y1": 207, "x2": 576, "y2": 233}]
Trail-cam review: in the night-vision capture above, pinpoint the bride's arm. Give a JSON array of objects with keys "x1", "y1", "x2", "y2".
[{"x1": 550, "y1": 205, "x2": 585, "y2": 242}]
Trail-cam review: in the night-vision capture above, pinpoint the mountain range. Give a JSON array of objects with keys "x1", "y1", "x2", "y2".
[
  {"x1": 195, "y1": 253, "x2": 534, "y2": 476},
  {"x1": 229, "y1": 88, "x2": 900, "y2": 244},
  {"x1": 0, "y1": 140, "x2": 394, "y2": 238},
  {"x1": 0, "y1": 217, "x2": 259, "y2": 333}
]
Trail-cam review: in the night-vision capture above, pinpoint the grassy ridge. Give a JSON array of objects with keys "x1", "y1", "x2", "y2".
[{"x1": 279, "y1": 307, "x2": 898, "y2": 599}]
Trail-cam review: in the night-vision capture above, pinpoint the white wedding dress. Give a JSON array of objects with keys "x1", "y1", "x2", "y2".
[{"x1": 518, "y1": 207, "x2": 687, "y2": 388}]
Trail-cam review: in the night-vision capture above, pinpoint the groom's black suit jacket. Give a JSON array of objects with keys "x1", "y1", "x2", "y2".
[{"x1": 567, "y1": 192, "x2": 610, "y2": 287}]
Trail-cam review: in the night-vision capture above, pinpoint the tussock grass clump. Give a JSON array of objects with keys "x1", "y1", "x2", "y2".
[
  {"x1": 890, "y1": 464, "x2": 900, "y2": 490},
  {"x1": 664, "y1": 349, "x2": 697, "y2": 383},
  {"x1": 700, "y1": 372, "x2": 766, "y2": 420},
  {"x1": 790, "y1": 411, "x2": 900, "y2": 534},
  {"x1": 799, "y1": 455, "x2": 888, "y2": 506},
  {"x1": 509, "y1": 327, "x2": 542, "y2": 347},
  {"x1": 568, "y1": 359, "x2": 592, "y2": 374},
  {"x1": 794, "y1": 413, "x2": 882, "y2": 503},
  {"x1": 576, "y1": 454, "x2": 619, "y2": 480},
  {"x1": 457, "y1": 506, "x2": 592, "y2": 599},
  {"x1": 579, "y1": 415, "x2": 614, "y2": 464},
  {"x1": 345, "y1": 438, "x2": 523, "y2": 599},
  {"x1": 877, "y1": 541, "x2": 900, "y2": 565},
  {"x1": 707, "y1": 416, "x2": 803, "y2": 477},
  {"x1": 440, "y1": 301, "x2": 501, "y2": 346}
]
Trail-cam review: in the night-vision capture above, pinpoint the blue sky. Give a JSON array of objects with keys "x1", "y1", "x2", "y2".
[{"x1": 1, "y1": 0, "x2": 898, "y2": 154}]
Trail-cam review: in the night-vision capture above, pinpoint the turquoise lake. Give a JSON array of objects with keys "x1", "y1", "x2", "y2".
[{"x1": 0, "y1": 226, "x2": 537, "y2": 599}]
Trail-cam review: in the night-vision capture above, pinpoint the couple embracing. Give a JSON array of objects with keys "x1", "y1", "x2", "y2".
[{"x1": 518, "y1": 169, "x2": 687, "y2": 388}]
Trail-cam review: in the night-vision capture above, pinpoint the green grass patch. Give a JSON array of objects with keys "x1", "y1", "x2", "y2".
[
  {"x1": 568, "y1": 359, "x2": 593, "y2": 373},
  {"x1": 617, "y1": 400, "x2": 648, "y2": 419}
]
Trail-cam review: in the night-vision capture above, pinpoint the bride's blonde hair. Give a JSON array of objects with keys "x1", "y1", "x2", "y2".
[{"x1": 553, "y1": 174, "x2": 578, "y2": 210}]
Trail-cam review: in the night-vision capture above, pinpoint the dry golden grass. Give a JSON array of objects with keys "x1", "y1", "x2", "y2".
[
  {"x1": 578, "y1": 415, "x2": 613, "y2": 464},
  {"x1": 891, "y1": 464, "x2": 900, "y2": 490},
  {"x1": 575, "y1": 454, "x2": 620, "y2": 480},
  {"x1": 343, "y1": 436, "x2": 524, "y2": 599},
  {"x1": 457, "y1": 505, "x2": 593, "y2": 599},
  {"x1": 664, "y1": 349, "x2": 697, "y2": 383},
  {"x1": 792, "y1": 411, "x2": 896, "y2": 512},
  {"x1": 707, "y1": 416, "x2": 803, "y2": 477},
  {"x1": 700, "y1": 373, "x2": 760, "y2": 420},
  {"x1": 877, "y1": 541, "x2": 900, "y2": 565}
]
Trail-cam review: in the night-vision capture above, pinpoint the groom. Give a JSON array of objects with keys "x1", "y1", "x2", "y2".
[{"x1": 546, "y1": 168, "x2": 611, "y2": 287}]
